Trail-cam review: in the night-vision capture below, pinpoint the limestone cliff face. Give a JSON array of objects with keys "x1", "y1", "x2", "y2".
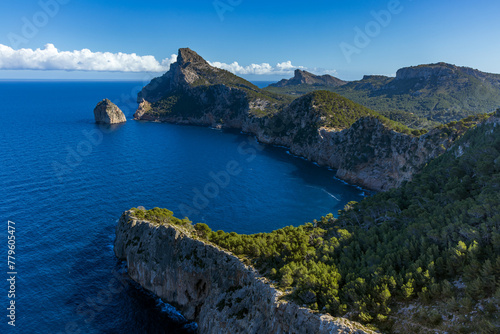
[
  {"x1": 395, "y1": 62, "x2": 459, "y2": 81},
  {"x1": 244, "y1": 116, "x2": 456, "y2": 191},
  {"x1": 114, "y1": 211, "x2": 377, "y2": 334},
  {"x1": 392, "y1": 62, "x2": 500, "y2": 94},
  {"x1": 94, "y1": 99, "x2": 126, "y2": 124},
  {"x1": 136, "y1": 48, "x2": 215, "y2": 104}
]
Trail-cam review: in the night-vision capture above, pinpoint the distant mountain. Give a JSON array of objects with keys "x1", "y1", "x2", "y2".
[
  {"x1": 269, "y1": 69, "x2": 346, "y2": 88},
  {"x1": 265, "y1": 63, "x2": 500, "y2": 126}
]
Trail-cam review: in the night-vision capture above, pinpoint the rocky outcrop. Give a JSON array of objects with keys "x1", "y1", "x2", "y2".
[
  {"x1": 136, "y1": 48, "x2": 243, "y2": 105},
  {"x1": 114, "y1": 210, "x2": 377, "y2": 334},
  {"x1": 93, "y1": 99, "x2": 126, "y2": 124},
  {"x1": 395, "y1": 62, "x2": 458, "y2": 81},
  {"x1": 270, "y1": 69, "x2": 347, "y2": 88},
  {"x1": 134, "y1": 48, "x2": 262, "y2": 125}
]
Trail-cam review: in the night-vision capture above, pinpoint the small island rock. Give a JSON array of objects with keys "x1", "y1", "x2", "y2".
[{"x1": 93, "y1": 99, "x2": 126, "y2": 124}]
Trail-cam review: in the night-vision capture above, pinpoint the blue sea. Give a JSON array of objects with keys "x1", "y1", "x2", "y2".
[{"x1": 0, "y1": 81, "x2": 367, "y2": 333}]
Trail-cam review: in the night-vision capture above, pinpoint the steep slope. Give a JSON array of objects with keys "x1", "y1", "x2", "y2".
[
  {"x1": 265, "y1": 62, "x2": 500, "y2": 127},
  {"x1": 134, "y1": 49, "x2": 486, "y2": 191}
]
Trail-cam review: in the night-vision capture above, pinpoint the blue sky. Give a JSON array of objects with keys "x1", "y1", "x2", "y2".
[{"x1": 0, "y1": 0, "x2": 499, "y2": 81}]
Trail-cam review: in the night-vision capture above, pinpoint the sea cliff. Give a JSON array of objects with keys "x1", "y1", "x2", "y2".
[{"x1": 114, "y1": 210, "x2": 377, "y2": 334}]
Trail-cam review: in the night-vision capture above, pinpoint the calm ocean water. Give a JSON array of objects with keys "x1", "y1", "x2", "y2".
[{"x1": 0, "y1": 81, "x2": 366, "y2": 333}]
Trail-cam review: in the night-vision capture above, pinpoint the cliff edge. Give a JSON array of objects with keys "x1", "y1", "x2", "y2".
[{"x1": 114, "y1": 209, "x2": 377, "y2": 334}]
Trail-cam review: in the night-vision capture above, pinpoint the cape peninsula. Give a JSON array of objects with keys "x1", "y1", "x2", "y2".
[
  {"x1": 115, "y1": 48, "x2": 500, "y2": 333},
  {"x1": 133, "y1": 48, "x2": 485, "y2": 191},
  {"x1": 115, "y1": 209, "x2": 377, "y2": 334},
  {"x1": 116, "y1": 111, "x2": 500, "y2": 333}
]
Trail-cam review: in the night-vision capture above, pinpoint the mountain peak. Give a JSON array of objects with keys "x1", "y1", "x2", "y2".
[
  {"x1": 294, "y1": 69, "x2": 308, "y2": 76},
  {"x1": 293, "y1": 69, "x2": 316, "y2": 81},
  {"x1": 177, "y1": 48, "x2": 209, "y2": 67}
]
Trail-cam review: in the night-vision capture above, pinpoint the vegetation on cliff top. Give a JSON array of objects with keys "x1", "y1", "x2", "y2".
[
  {"x1": 130, "y1": 207, "x2": 193, "y2": 228},
  {"x1": 299, "y1": 90, "x2": 424, "y2": 136},
  {"x1": 265, "y1": 83, "x2": 439, "y2": 130}
]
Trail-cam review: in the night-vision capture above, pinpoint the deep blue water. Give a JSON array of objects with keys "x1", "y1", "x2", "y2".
[{"x1": 0, "y1": 81, "x2": 366, "y2": 334}]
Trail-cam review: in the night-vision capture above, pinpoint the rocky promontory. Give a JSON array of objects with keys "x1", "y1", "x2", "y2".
[
  {"x1": 94, "y1": 98, "x2": 126, "y2": 124},
  {"x1": 114, "y1": 209, "x2": 377, "y2": 334}
]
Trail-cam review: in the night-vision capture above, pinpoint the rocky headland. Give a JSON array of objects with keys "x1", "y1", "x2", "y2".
[
  {"x1": 117, "y1": 49, "x2": 500, "y2": 333},
  {"x1": 114, "y1": 209, "x2": 377, "y2": 334}
]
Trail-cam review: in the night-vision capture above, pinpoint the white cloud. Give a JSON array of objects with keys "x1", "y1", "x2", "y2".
[
  {"x1": 0, "y1": 43, "x2": 177, "y2": 72},
  {"x1": 209, "y1": 60, "x2": 305, "y2": 75},
  {"x1": 0, "y1": 44, "x2": 337, "y2": 77},
  {"x1": 276, "y1": 61, "x2": 296, "y2": 71}
]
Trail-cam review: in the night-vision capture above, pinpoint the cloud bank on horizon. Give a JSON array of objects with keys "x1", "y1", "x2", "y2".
[
  {"x1": 0, "y1": 44, "x2": 176, "y2": 72},
  {"x1": 0, "y1": 44, "x2": 312, "y2": 76},
  {"x1": 209, "y1": 60, "x2": 304, "y2": 75}
]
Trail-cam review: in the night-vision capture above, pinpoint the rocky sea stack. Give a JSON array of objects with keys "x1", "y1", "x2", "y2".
[{"x1": 93, "y1": 98, "x2": 126, "y2": 124}]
